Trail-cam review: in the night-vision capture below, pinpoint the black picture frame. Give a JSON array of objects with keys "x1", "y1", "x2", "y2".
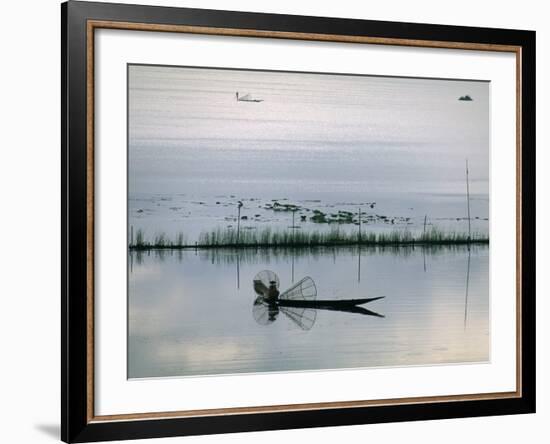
[{"x1": 62, "y1": 1, "x2": 536, "y2": 442}]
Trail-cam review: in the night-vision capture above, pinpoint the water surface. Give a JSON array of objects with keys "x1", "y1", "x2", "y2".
[
  {"x1": 128, "y1": 65, "x2": 490, "y2": 244},
  {"x1": 128, "y1": 245, "x2": 489, "y2": 378},
  {"x1": 127, "y1": 64, "x2": 490, "y2": 379}
]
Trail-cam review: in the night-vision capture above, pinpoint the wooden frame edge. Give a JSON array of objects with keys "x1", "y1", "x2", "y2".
[
  {"x1": 89, "y1": 19, "x2": 522, "y2": 52},
  {"x1": 90, "y1": 391, "x2": 520, "y2": 423},
  {"x1": 86, "y1": 18, "x2": 95, "y2": 424}
]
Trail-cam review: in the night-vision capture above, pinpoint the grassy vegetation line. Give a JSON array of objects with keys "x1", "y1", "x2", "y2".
[{"x1": 129, "y1": 227, "x2": 489, "y2": 250}]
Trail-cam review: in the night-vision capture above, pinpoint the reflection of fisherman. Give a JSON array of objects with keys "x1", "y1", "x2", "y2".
[{"x1": 266, "y1": 281, "x2": 280, "y2": 301}]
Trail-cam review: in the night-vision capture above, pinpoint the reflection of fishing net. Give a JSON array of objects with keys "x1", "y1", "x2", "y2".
[
  {"x1": 253, "y1": 270, "x2": 280, "y2": 296},
  {"x1": 251, "y1": 271, "x2": 317, "y2": 330},
  {"x1": 252, "y1": 297, "x2": 279, "y2": 325},
  {"x1": 280, "y1": 277, "x2": 317, "y2": 301},
  {"x1": 279, "y1": 306, "x2": 317, "y2": 331}
]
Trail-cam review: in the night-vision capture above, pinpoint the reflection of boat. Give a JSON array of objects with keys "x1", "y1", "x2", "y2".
[
  {"x1": 252, "y1": 270, "x2": 384, "y2": 330},
  {"x1": 279, "y1": 297, "x2": 384, "y2": 309},
  {"x1": 236, "y1": 91, "x2": 263, "y2": 102}
]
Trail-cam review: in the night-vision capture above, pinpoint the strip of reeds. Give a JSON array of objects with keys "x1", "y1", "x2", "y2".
[
  {"x1": 129, "y1": 243, "x2": 486, "y2": 267},
  {"x1": 129, "y1": 227, "x2": 488, "y2": 250}
]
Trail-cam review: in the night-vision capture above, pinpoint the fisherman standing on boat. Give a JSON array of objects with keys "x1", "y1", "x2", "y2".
[{"x1": 266, "y1": 281, "x2": 280, "y2": 302}]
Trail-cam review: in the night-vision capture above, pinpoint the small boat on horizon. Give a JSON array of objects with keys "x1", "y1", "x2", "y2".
[
  {"x1": 236, "y1": 91, "x2": 263, "y2": 102},
  {"x1": 458, "y1": 95, "x2": 473, "y2": 101}
]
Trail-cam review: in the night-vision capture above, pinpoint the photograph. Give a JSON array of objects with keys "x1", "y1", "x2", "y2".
[
  {"x1": 57, "y1": 1, "x2": 536, "y2": 441},
  {"x1": 127, "y1": 64, "x2": 490, "y2": 379}
]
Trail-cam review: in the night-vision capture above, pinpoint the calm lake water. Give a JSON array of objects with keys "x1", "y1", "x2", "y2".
[
  {"x1": 127, "y1": 65, "x2": 490, "y2": 379},
  {"x1": 128, "y1": 245, "x2": 489, "y2": 379},
  {"x1": 128, "y1": 65, "x2": 489, "y2": 245}
]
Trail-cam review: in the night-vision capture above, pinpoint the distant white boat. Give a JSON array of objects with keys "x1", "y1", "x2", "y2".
[{"x1": 236, "y1": 92, "x2": 263, "y2": 102}]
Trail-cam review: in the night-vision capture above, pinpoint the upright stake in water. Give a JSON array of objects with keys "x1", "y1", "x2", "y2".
[
  {"x1": 292, "y1": 208, "x2": 298, "y2": 282},
  {"x1": 292, "y1": 209, "x2": 296, "y2": 241},
  {"x1": 422, "y1": 215, "x2": 427, "y2": 272},
  {"x1": 466, "y1": 159, "x2": 471, "y2": 242},
  {"x1": 236, "y1": 201, "x2": 243, "y2": 245},
  {"x1": 358, "y1": 208, "x2": 362, "y2": 243},
  {"x1": 423, "y1": 215, "x2": 427, "y2": 240},
  {"x1": 358, "y1": 208, "x2": 362, "y2": 282}
]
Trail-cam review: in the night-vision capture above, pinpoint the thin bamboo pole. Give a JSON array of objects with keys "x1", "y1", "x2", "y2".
[{"x1": 466, "y1": 160, "x2": 472, "y2": 241}]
